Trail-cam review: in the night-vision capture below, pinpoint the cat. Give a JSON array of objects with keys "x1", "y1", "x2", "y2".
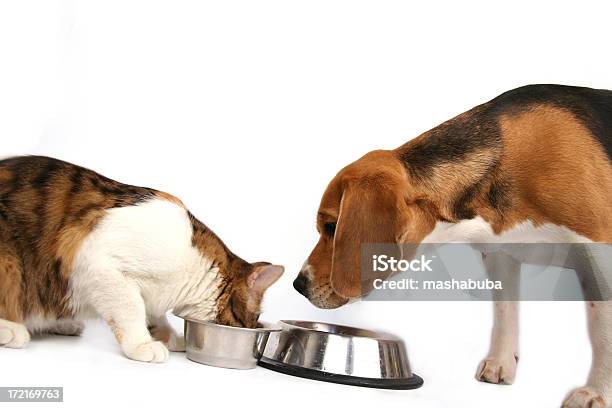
[{"x1": 0, "y1": 156, "x2": 284, "y2": 363}]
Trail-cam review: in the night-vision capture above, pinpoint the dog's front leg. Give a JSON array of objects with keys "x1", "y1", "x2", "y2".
[
  {"x1": 476, "y1": 252, "x2": 521, "y2": 385},
  {"x1": 563, "y1": 301, "x2": 611, "y2": 408}
]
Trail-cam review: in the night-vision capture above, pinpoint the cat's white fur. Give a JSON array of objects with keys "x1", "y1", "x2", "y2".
[
  {"x1": 0, "y1": 198, "x2": 223, "y2": 362},
  {"x1": 420, "y1": 216, "x2": 612, "y2": 407},
  {"x1": 69, "y1": 198, "x2": 222, "y2": 320}
]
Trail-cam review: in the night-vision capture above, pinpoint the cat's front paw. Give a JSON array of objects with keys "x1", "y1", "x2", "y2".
[
  {"x1": 167, "y1": 334, "x2": 186, "y2": 352},
  {"x1": 123, "y1": 341, "x2": 169, "y2": 363},
  {"x1": 149, "y1": 324, "x2": 185, "y2": 352}
]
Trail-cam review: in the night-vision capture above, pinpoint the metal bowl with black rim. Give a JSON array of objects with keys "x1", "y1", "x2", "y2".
[
  {"x1": 258, "y1": 320, "x2": 423, "y2": 389},
  {"x1": 182, "y1": 316, "x2": 281, "y2": 369}
]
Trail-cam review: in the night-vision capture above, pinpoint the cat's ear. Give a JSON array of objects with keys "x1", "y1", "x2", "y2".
[{"x1": 247, "y1": 264, "x2": 284, "y2": 294}]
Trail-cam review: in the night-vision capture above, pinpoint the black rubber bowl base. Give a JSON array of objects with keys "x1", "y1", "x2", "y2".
[{"x1": 257, "y1": 358, "x2": 424, "y2": 390}]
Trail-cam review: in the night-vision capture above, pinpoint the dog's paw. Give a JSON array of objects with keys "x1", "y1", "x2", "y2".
[
  {"x1": 0, "y1": 322, "x2": 30, "y2": 349},
  {"x1": 475, "y1": 354, "x2": 518, "y2": 385},
  {"x1": 562, "y1": 386, "x2": 607, "y2": 408},
  {"x1": 52, "y1": 320, "x2": 84, "y2": 336},
  {"x1": 123, "y1": 341, "x2": 169, "y2": 363}
]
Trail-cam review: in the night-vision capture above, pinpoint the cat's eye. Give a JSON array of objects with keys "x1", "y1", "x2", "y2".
[{"x1": 323, "y1": 222, "x2": 337, "y2": 236}]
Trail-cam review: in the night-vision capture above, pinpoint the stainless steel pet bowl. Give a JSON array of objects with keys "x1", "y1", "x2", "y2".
[
  {"x1": 258, "y1": 320, "x2": 423, "y2": 389},
  {"x1": 182, "y1": 316, "x2": 280, "y2": 369}
]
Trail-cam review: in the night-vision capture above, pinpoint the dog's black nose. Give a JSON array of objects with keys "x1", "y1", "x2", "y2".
[{"x1": 293, "y1": 275, "x2": 309, "y2": 296}]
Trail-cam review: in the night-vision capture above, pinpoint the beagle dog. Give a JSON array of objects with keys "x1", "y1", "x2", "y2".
[{"x1": 294, "y1": 85, "x2": 612, "y2": 408}]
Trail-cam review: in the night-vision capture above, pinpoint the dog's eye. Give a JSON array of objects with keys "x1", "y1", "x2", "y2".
[{"x1": 323, "y1": 222, "x2": 336, "y2": 236}]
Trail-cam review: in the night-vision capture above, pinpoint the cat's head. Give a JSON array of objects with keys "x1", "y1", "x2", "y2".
[{"x1": 215, "y1": 262, "x2": 284, "y2": 328}]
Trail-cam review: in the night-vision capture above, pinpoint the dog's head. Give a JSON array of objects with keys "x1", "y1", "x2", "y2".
[{"x1": 294, "y1": 150, "x2": 439, "y2": 308}]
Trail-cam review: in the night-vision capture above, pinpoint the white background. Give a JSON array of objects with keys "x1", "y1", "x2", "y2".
[{"x1": 1, "y1": 1, "x2": 611, "y2": 407}]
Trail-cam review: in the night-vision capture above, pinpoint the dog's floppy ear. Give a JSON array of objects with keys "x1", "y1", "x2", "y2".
[{"x1": 331, "y1": 183, "x2": 403, "y2": 299}]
